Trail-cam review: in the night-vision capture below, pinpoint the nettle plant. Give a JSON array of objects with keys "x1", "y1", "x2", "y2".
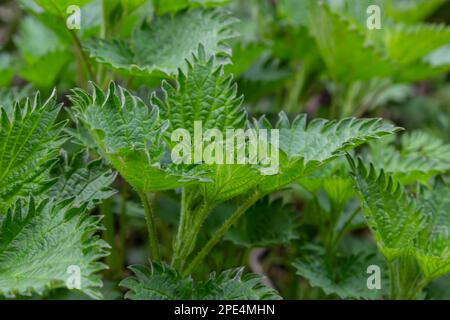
[{"x1": 0, "y1": 0, "x2": 450, "y2": 300}]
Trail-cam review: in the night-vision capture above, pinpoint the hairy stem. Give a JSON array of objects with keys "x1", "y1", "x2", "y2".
[
  {"x1": 172, "y1": 195, "x2": 213, "y2": 270},
  {"x1": 183, "y1": 191, "x2": 261, "y2": 276},
  {"x1": 138, "y1": 191, "x2": 160, "y2": 261}
]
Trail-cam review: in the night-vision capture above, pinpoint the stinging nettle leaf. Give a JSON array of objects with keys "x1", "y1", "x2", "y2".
[
  {"x1": 369, "y1": 131, "x2": 450, "y2": 185},
  {"x1": 0, "y1": 91, "x2": 66, "y2": 213},
  {"x1": 48, "y1": 149, "x2": 117, "y2": 209},
  {"x1": 70, "y1": 82, "x2": 208, "y2": 192},
  {"x1": 349, "y1": 158, "x2": 426, "y2": 261},
  {"x1": 154, "y1": 45, "x2": 246, "y2": 135},
  {"x1": 351, "y1": 158, "x2": 450, "y2": 281},
  {"x1": 0, "y1": 197, "x2": 109, "y2": 299},
  {"x1": 85, "y1": 8, "x2": 238, "y2": 77},
  {"x1": 294, "y1": 250, "x2": 388, "y2": 299},
  {"x1": 258, "y1": 113, "x2": 402, "y2": 194},
  {"x1": 121, "y1": 262, "x2": 281, "y2": 300}
]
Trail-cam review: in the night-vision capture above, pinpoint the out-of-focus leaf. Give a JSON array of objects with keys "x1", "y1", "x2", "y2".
[
  {"x1": 294, "y1": 250, "x2": 388, "y2": 299},
  {"x1": 85, "y1": 9, "x2": 237, "y2": 77},
  {"x1": 153, "y1": 0, "x2": 230, "y2": 15},
  {"x1": 225, "y1": 197, "x2": 298, "y2": 248}
]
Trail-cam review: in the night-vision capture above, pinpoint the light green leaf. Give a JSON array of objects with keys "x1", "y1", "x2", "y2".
[
  {"x1": 33, "y1": 0, "x2": 91, "y2": 16},
  {"x1": 307, "y1": 3, "x2": 395, "y2": 83},
  {"x1": 384, "y1": 24, "x2": 450, "y2": 65},
  {"x1": 153, "y1": 0, "x2": 230, "y2": 15},
  {"x1": 0, "y1": 54, "x2": 15, "y2": 87},
  {"x1": 259, "y1": 113, "x2": 401, "y2": 194},
  {"x1": 85, "y1": 9, "x2": 237, "y2": 77},
  {"x1": 154, "y1": 45, "x2": 246, "y2": 135},
  {"x1": 385, "y1": 0, "x2": 448, "y2": 23},
  {"x1": 0, "y1": 197, "x2": 109, "y2": 299},
  {"x1": 70, "y1": 82, "x2": 208, "y2": 192},
  {"x1": 15, "y1": 16, "x2": 71, "y2": 89},
  {"x1": 369, "y1": 131, "x2": 450, "y2": 185}
]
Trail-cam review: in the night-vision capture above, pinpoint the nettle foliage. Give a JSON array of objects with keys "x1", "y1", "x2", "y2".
[
  {"x1": 350, "y1": 157, "x2": 450, "y2": 299},
  {"x1": 0, "y1": 95, "x2": 114, "y2": 298},
  {"x1": 1, "y1": 0, "x2": 450, "y2": 301}
]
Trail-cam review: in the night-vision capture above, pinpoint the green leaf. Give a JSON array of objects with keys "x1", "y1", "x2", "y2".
[
  {"x1": 154, "y1": 45, "x2": 246, "y2": 134},
  {"x1": 352, "y1": 157, "x2": 450, "y2": 281},
  {"x1": 19, "y1": 52, "x2": 71, "y2": 89},
  {"x1": 277, "y1": 0, "x2": 316, "y2": 27},
  {"x1": 0, "y1": 91, "x2": 65, "y2": 213},
  {"x1": 369, "y1": 131, "x2": 450, "y2": 184},
  {"x1": 415, "y1": 182, "x2": 450, "y2": 280},
  {"x1": 198, "y1": 164, "x2": 262, "y2": 203},
  {"x1": 0, "y1": 54, "x2": 15, "y2": 87},
  {"x1": 307, "y1": 3, "x2": 395, "y2": 83},
  {"x1": 15, "y1": 16, "x2": 71, "y2": 89},
  {"x1": 225, "y1": 197, "x2": 298, "y2": 248},
  {"x1": 294, "y1": 251, "x2": 388, "y2": 299},
  {"x1": 121, "y1": 262, "x2": 281, "y2": 300},
  {"x1": 70, "y1": 82, "x2": 208, "y2": 192},
  {"x1": 385, "y1": 0, "x2": 448, "y2": 23},
  {"x1": 154, "y1": 46, "x2": 258, "y2": 203},
  {"x1": 384, "y1": 24, "x2": 450, "y2": 65},
  {"x1": 48, "y1": 150, "x2": 117, "y2": 209},
  {"x1": 194, "y1": 268, "x2": 281, "y2": 300},
  {"x1": 85, "y1": 9, "x2": 237, "y2": 77},
  {"x1": 259, "y1": 113, "x2": 402, "y2": 194},
  {"x1": 0, "y1": 197, "x2": 109, "y2": 299},
  {"x1": 33, "y1": 0, "x2": 91, "y2": 16},
  {"x1": 153, "y1": 0, "x2": 230, "y2": 15},
  {"x1": 120, "y1": 263, "x2": 193, "y2": 299},
  {"x1": 349, "y1": 158, "x2": 426, "y2": 261}
]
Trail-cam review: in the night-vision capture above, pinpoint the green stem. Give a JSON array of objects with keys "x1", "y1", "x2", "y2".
[
  {"x1": 118, "y1": 183, "x2": 128, "y2": 274},
  {"x1": 329, "y1": 207, "x2": 360, "y2": 252},
  {"x1": 68, "y1": 29, "x2": 96, "y2": 82},
  {"x1": 388, "y1": 260, "x2": 397, "y2": 300},
  {"x1": 101, "y1": 198, "x2": 120, "y2": 278},
  {"x1": 138, "y1": 191, "x2": 160, "y2": 261},
  {"x1": 172, "y1": 189, "x2": 189, "y2": 266},
  {"x1": 172, "y1": 198, "x2": 213, "y2": 270},
  {"x1": 183, "y1": 191, "x2": 261, "y2": 276},
  {"x1": 286, "y1": 63, "x2": 306, "y2": 113}
]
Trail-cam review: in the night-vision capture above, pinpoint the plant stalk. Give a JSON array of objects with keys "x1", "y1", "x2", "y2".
[
  {"x1": 172, "y1": 196, "x2": 213, "y2": 270},
  {"x1": 68, "y1": 29, "x2": 96, "y2": 82},
  {"x1": 183, "y1": 191, "x2": 261, "y2": 276},
  {"x1": 138, "y1": 191, "x2": 160, "y2": 261}
]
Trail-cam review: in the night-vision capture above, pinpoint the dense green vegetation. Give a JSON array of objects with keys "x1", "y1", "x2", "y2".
[{"x1": 0, "y1": 0, "x2": 449, "y2": 300}]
